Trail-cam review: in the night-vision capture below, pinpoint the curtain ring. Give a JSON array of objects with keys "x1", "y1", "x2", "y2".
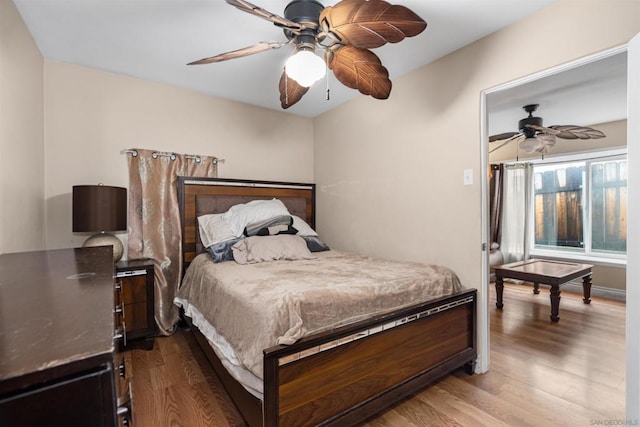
[{"x1": 152, "y1": 152, "x2": 158, "y2": 159}]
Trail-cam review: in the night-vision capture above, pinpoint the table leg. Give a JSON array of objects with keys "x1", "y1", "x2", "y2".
[
  {"x1": 495, "y1": 277, "x2": 504, "y2": 309},
  {"x1": 550, "y1": 285, "x2": 561, "y2": 322},
  {"x1": 583, "y1": 274, "x2": 592, "y2": 304},
  {"x1": 533, "y1": 282, "x2": 540, "y2": 294}
]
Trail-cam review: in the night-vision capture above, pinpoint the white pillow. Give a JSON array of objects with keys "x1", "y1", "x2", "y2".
[
  {"x1": 198, "y1": 213, "x2": 236, "y2": 247},
  {"x1": 292, "y1": 215, "x2": 318, "y2": 237},
  {"x1": 222, "y1": 198, "x2": 290, "y2": 236}
]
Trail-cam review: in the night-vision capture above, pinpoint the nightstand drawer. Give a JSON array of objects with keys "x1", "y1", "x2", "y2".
[
  {"x1": 120, "y1": 273, "x2": 148, "y2": 303},
  {"x1": 115, "y1": 259, "x2": 156, "y2": 351},
  {"x1": 124, "y1": 301, "x2": 149, "y2": 332}
]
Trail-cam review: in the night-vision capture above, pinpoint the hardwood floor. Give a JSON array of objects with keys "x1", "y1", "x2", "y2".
[{"x1": 127, "y1": 282, "x2": 625, "y2": 426}]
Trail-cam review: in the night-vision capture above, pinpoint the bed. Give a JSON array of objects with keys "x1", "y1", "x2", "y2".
[{"x1": 175, "y1": 176, "x2": 477, "y2": 427}]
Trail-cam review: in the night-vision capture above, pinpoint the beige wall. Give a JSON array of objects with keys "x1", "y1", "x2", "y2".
[
  {"x1": 0, "y1": 0, "x2": 44, "y2": 254},
  {"x1": 313, "y1": 0, "x2": 640, "y2": 297},
  {"x1": 44, "y1": 61, "x2": 314, "y2": 250}
]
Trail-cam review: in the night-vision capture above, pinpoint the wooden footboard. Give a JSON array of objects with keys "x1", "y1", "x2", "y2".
[{"x1": 188, "y1": 289, "x2": 476, "y2": 427}]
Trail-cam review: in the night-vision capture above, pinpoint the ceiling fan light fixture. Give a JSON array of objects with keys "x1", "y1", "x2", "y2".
[
  {"x1": 519, "y1": 137, "x2": 540, "y2": 153},
  {"x1": 285, "y1": 48, "x2": 326, "y2": 87}
]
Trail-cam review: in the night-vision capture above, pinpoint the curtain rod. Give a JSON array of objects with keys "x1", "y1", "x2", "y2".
[{"x1": 121, "y1": 149, "x2": 225, "y2": 164}]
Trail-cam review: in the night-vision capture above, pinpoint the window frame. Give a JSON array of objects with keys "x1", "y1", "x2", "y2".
[{"x1": 525, "y1": 148, "x2": 627, "y2": 266}]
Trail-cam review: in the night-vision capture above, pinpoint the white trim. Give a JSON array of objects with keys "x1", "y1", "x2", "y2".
[
  {"x1": 626, "y1": 31, "x2": 640, "y2": 421},
  {"x1": 530, "y1": 249, "x2": 626, "y2": 267},
  {"x1": 506, "y1": 280, "x2": 626, "y2": 302},
  {"x1": 511, "y1": 147, "x2": 627, "y2": 166},
  {"x1": 478, "y1": 92, "x2": 490, "y2": 374},
  {"x1": 562, "y1": 282, "x2": 626, "y2": 302}
]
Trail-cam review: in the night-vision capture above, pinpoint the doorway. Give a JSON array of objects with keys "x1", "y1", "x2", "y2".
[{"x1": 479, "y1": 44, "x2": 631, "y2": 415}]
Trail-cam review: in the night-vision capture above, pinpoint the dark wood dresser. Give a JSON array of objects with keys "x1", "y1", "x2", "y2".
[{"x1": 0, "y1": 246, "x2": 133, "y2": 426}]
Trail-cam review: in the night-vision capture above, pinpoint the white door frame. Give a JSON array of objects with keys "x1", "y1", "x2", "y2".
[{"x1": 625, "y1": 31, "x2": 639, "y2": 421}]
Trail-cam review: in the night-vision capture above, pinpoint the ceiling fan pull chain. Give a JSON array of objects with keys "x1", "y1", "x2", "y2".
[
  {"x1": 285, "y1": 73, "x2": 289, "y2": 105},
  {"x1": 325, "y1": 64, "x2": 330, "y2": 101}
]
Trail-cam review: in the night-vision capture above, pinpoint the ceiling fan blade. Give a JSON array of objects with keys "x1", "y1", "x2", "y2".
[
  {"x1": 549, "y1": 125, "x2": 606, "y2": 140},
  {"x1": 225, "y1": 0, "x2": 306, "y2": 31},
  {"x1": 187, "y1": 41, "x2": 290, "y2": 65},
  {"x1": 489, "y1": 134, "x2": 524, "y2": 154},
  {"x1": 279, "y1": 70, "x2": 309, "y2": 109},
  {"x1": 327, "y1": 45, "x2": 391, "y2": 99},
  {"x1": 489, "y1": 132, "x2": 520, "y2": 143},
  {"x1": 319, "y1": 0, "x2": 427, "y2": 49}
]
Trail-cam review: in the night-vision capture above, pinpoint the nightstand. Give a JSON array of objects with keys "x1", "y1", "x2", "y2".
[{"x1": 116, "y1": 258, "x2": 156, "y2": 350}]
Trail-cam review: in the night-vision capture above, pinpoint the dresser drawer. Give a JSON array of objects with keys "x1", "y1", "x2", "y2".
[{"x1": 0, "y1": 365, "x2": 115, "y2": 427}]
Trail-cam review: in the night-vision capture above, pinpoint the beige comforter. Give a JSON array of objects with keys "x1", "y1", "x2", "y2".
[{"x1": 175, "y1": 250, "x2": 463, "y2": 380}]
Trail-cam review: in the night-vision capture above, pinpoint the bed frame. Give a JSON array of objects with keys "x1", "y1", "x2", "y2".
[{"x1": 177, "y1": 176, "x2": 477, "y2": 427}]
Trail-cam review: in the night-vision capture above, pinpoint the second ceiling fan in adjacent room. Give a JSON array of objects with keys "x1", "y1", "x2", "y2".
[{"x1": 489, "y1": 104, "x2": 606, "y2": 155}]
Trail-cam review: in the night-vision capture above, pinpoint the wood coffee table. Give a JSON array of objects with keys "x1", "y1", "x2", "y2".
[{"x1": 494, "y1": 259, "x2": 593, "y2": 322}]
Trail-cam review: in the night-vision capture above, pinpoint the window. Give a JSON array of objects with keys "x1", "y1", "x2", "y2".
[
  {"x1": 590, "y1": 159, "x2": 627, "y2": 253},
  {"x1": 531, "y1": 152, "x2": 627, "y2": 260}
]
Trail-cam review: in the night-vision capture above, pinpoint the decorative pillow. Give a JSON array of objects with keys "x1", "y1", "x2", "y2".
[
  {"x1": 301, "y1": 235, "x2": 330, "y2": 252},
  {"x1": 244, "y1": 215, "x2": 295, "y2": 237},
  {"x1": 289, "y1": 215, "x2": 329, "y2": 251},
  {"x1": 205, "y1": 237, "x2": 244, "y2": 263},
  {"x1": 223, "y1": 199, "x2": 290, "y2": 236},
  {"x1": 291, "y1": 215, "x2": 318, "y2": 237},
  {"x1": 232, "y1": 235, "x2": 315, "y2": 265},
  {"x1": 198, "y1": 213, "x2": 236, "y2": 247}
]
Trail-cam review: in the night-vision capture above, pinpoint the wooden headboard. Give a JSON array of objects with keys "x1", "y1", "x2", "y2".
[{"x1": 177, "y1": 177, "x2": 316, "y2": 267}]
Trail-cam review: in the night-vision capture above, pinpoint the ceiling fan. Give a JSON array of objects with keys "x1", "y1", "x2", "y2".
[
  {"x1": 489, "y1": 104, "x2": 606, "y2": 155},
  {"x1": 187, "y1": 0, "x2": 427, "y2": 109}
]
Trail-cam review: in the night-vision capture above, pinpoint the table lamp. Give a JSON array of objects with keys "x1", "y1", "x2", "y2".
[{"x1": 73, "y1": 184, "x2": 127, "y2": 262}]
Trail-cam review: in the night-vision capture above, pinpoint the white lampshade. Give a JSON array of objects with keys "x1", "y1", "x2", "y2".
[
  {"x1": 285, "y1": 50, "x2": 326, "y2": 87},
  {"x1": 519, "y1": 137, "x2": 540, "y2": 153}
]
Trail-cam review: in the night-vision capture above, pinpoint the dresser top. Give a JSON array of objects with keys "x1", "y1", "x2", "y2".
[{"x1": 0, "y1": 247, "x2": 115, "y2": 388}]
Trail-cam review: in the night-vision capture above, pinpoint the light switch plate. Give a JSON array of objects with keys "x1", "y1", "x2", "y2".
[{"x1": 463, "y1": 169, "x2": 473, "y2": 186}]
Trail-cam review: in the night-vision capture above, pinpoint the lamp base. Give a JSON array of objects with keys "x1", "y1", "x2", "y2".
[{"x1": 83, "y1": 232, "x2": 124, "y2": 262}]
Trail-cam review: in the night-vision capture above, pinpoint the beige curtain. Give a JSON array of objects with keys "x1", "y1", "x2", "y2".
[{"x1": 126, "y1": 148, "x2": 217, "y2": 335}]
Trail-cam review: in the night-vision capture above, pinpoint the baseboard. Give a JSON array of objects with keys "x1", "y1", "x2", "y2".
[
  {"x1": 562, "y1": 281, "x2": 626, "y2": 302},
  {"x1": 500, "y1": 278, "x2": 626, "y2": 302}
]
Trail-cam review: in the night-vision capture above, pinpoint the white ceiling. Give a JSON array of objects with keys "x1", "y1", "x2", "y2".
[{"x1": 13, "y1": 0, "x2": 557, "y2": 118}]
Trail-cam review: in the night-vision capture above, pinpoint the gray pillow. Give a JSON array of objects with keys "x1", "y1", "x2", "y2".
[
  {"x1": 205, "y1": 237, "x2": 244, "y2": 262},
  {"x1": 232, "y1": 235, "x2": 315, "y2": 264}
]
